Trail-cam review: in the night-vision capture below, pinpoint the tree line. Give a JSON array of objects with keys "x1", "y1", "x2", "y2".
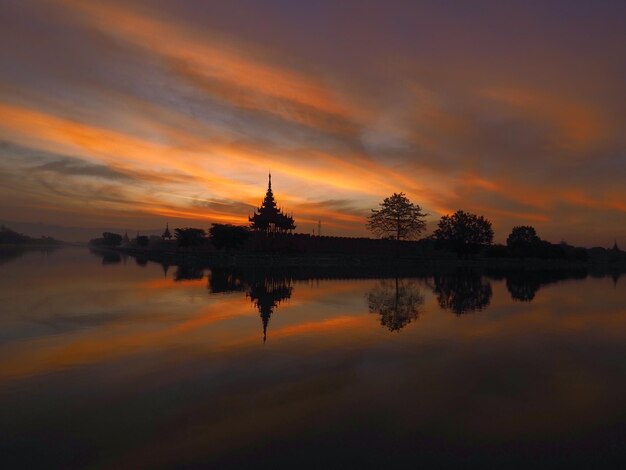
[
  {"x1": 90, "y1": 191, "x2": 622, "y2": 262},
  {"x1": 367, "y1": 192, "x2": 616, "y2": 260}
]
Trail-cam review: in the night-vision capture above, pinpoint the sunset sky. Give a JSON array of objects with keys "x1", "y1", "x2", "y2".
[{"x1": 0, "y1": 0, "x2": 624, "y2": 245}]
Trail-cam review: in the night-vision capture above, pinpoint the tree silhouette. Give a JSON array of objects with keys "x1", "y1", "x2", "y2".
[
  {"x1": 367, "y1": 193, "x2": 427, "y2": 241},
  {"x1": 507, "y1": 226, "x2": 541, "y2": 258},
  {"x1": 136, "y1": 235, "x2": 149, "y2": 247},
  {"x1": 367, "y1": 278, "x2": 424, "y2": 331},
  {"x1": 433, "y1": 210, "x2": 494, "y2": 255},
  {"x1": 209, "y1": 224, "x2": 250, "y2": 251},
  {"x1": 174, "y1": 228, "x2": 206, "y2": 247},
  {"x1": 102, "y1": 232, "x2": 122, "y2": 247}
]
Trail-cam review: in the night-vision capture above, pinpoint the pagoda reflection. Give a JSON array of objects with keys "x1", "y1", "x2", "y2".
[{"x1": 209, "y1": 267, "x2": 293, "y2": 342}]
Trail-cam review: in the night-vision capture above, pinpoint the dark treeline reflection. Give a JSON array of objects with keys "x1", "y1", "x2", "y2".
[
  {"x1": 174, "y1": 264, "x2": 204, "y2": 281},
  {"x1": 90, "y1": 251, "x2": 623, "y2": 336},
  {"x1": 486, "y1": 267, "x2": 588, "y2": 302},
  {"x1": 431, "y1": 270, "x2": 493, "y2": 315},
  {"x1": 1, "y1": 246, "x2": 61, "y2": 266}
]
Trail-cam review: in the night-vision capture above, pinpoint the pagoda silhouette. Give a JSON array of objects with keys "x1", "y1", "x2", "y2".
[{"x1": 249, "y1": 173, "x2": 296, "y2": 234}]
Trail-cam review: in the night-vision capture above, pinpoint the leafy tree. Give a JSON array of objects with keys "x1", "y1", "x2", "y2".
[
  {"x1": 136, "y1": 235, "x2": 149, "y2": 247},
  {"x1": 209, "y1": 224, "x2": 250, "y2": 251},
  {"x1": 433, "y1": 210, "x2": 494, "y2": 255},
  {"x1": 507, "y1": 226, "x2": 541, "y2": 258},
  {"x1": 367, "y1": 192, "x2": 427, "y2": 241},
  {"x1": 102, "y1": 232, "x2": 123, "y2": 247},
  {"x1": 174, "y1": 228, "x2": 206, "y2": 247}
]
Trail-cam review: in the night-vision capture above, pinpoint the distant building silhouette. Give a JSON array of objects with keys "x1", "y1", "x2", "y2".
[
  {"x1": 162, "y1": 222, "x2": 172, "y2": 240},
  {"x1": 249, "y1": 173, "x2": 296, "y2": 234}
]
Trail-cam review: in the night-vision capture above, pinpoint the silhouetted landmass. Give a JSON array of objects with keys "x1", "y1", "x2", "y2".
[
  {"x1": 0, "y1": 225, "x2": 64, "y2": 246},
  {"x1": 91, "y1": 188, "x2": 624, "y2": 272},
  {"x1": 93, "y1": 184, "x2": 624, "y2": 270}
]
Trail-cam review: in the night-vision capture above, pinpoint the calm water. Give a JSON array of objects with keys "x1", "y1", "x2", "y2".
[{"x1": 1, "y1": 247, "x2": 625, "y2": 468}]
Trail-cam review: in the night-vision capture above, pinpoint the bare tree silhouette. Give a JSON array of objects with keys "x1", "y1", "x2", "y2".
[
  {"x1": 367, "y1": 193, "x2": 427, "y2": 241},
  {"x1": 367, "y1": 278, "x2": 424, "y2": 331}
]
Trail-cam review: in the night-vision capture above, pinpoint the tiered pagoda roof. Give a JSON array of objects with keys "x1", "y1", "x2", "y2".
[{"x1": 249, "y1": 173, "x2": 295, "y2": 234}]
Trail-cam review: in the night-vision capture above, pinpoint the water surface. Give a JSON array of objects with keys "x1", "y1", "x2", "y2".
[{"x1": 1, "y1": 247, "x2": 625, "y2": 467}]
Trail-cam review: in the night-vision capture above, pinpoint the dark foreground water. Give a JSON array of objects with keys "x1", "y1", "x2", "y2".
[{"x1": 1, "y1": 247, "x2": 625, "y2": 468}]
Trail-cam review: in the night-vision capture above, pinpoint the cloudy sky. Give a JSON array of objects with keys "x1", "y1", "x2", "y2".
[{"x1": 0, "y1": 0, "x2": 624, "y2": 245}]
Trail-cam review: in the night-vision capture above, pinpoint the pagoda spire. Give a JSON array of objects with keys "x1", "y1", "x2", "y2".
[
  {"x1": 162, "y1": 222, "x2": 172, "y2": 240},
  {"x1": 249, "y1": 172, "x2": 295, "y2": 234}
]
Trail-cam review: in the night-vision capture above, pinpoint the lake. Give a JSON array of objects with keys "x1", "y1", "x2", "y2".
[{"x1": 1, "y1": 247, "x2": 625, "y2": 468}]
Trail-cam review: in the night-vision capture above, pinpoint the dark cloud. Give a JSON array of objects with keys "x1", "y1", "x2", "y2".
[{"x1": 35, "y1": 158, "x2": 131, "y2": 180}]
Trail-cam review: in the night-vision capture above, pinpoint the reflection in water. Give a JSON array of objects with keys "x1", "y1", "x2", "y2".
[
  {"x1": 160, "y1": 262, "x2": 171, "y2": 279},
  {"x1": 367, "y1": 278, "x2": 424, "y2": 331},
  {"x1": 505, "y1": 273, "x2": 541, "y2": 302},
  {"x1": 101, "y1": 251, "x2": 122, "y2": 265},
  {"x1": 497, "y1": 268, "x2": 588, "y2": 302},
  {"x1": 209, "y1": 268, "x2": 293, "y2": 342},
  {"x1": 0, "y1": 247, "x2": 28, "y2": 266},
  {"x1": 433, "y1": 270, "x2": 492, "y2": 315},
  {"x1": 248, "y1": 273, "x2": 293, "y2": 342},
  {"x1": 174, "y1": 264, "x2": 205, "y2": 281},
  {"x1": 4, "y1": 248, "x2": 626, "y2": 468},
  {"x1": 610, "y1": 270, "x2": 621, "y2": 288},
  {"x1": 208, "y1": 267, "x2": 246, "y2": 293}
]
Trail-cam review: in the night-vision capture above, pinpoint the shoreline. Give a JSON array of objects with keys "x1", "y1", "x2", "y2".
[{"x1": 97, "y1": 246, "x2": 625, "y2": 272}]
